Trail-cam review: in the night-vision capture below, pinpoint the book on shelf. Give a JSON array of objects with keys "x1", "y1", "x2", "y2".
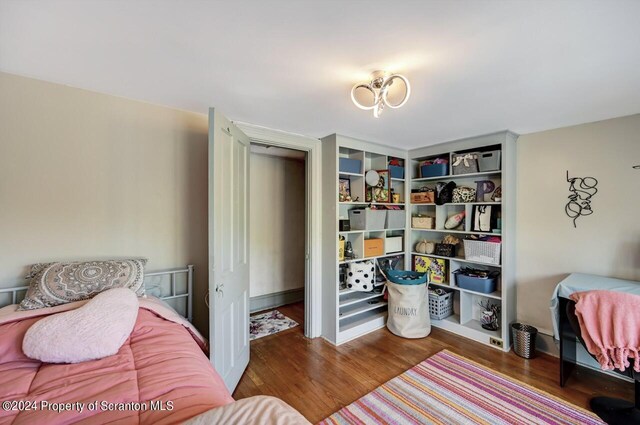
[{"x1": 414, "y1": 255, "x2": 447, "y2": 284}]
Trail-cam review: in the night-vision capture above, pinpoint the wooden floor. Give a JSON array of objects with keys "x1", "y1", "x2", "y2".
[{"x1": 234, "y1": 302, "x2": 633, "y2": 423}]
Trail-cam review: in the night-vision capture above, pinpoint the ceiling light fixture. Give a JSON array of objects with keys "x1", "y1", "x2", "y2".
[{"x1": 351, "y1": 70, "x2": 410, "y2": 118}]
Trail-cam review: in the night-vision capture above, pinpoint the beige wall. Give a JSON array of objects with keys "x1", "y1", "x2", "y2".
[
  {"x1": 3, "y1": 71, "x2": 640, "y2": 342},
  {"x1": 249, "y1": 153, "x2": 305, "y2": 297},
  {"x1": 0, "y1": 72, "x2": 210, "y2": 333},
  {"x1": 516, "y1": 114, "x2": 640, "y2": 335}
]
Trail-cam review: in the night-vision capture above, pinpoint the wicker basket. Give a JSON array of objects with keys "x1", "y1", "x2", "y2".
[
  {"x1": 463, "y1": 239, "x2": 501, "y2": 265},
  {"x1": 428, "y1": 289, "x2": 454, "y2": 320}
]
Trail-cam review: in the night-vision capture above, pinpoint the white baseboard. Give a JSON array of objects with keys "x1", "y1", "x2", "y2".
[{"x1": 250, "y1": 287, "x2": 305, "y2": 313}]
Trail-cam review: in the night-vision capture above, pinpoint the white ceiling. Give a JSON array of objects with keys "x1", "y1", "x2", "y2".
[{"x1": 1, "y1": 0, "x2": 639, "y2": 149}]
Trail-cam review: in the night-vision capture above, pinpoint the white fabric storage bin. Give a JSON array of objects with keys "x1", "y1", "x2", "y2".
[
  {"x1": 385, "y1": 210, "x2": 405, "y2": 229},
  {"x1": 348, "y1": 209, "x2": 386, "y2": 230},
  {"x1": 385, "y1": 236, "x2": 403, "y2": 254}
]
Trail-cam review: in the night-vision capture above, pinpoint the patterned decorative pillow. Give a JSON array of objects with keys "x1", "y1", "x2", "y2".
[{"x1": 18, "y1": 259, "x2": 147, "y2": 310}]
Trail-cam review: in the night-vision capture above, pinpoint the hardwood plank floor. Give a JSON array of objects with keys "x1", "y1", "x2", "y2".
[{"x1": 235, "y1": 302, "x2": 633, "y2": 423}]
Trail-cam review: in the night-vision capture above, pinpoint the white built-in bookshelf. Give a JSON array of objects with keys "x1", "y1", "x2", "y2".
[
  {"x1": 321, "y1": 131, "x2": 517, "y2": 351},
  {"x1": 408, "y1": 131, "x2": 517, "y2": 350},
  {"x1": 321, "y1": 134, "x2": 409, "y2": 345}
]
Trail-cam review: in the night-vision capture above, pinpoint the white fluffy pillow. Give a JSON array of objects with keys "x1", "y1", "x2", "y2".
[{"x1": 23, "y1": 288, "x2": 139, "y2": 363}]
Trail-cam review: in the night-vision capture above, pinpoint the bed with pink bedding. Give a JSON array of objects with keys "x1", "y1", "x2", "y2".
[{"x1": 0, "y1": 297, "x2": 234, "y2": 425}]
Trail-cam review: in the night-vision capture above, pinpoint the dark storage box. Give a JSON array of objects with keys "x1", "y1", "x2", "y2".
[
  {"x1": 435, "y1": 243, "x2": 456, "y2": 257},
  {"x1": 389, "y1": 165, "x2": 404, "y2": 179},
  {"x1": 339, "y1": 158, "x2": 362, "y2": 174},
  {"x1": 455, "y1": 273, "x2": 497, "y2": 293},
  {"x1": 420, "y1": 163, "x2": 448, "y2": 178}
]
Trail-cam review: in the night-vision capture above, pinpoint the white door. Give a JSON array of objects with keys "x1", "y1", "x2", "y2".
[{"x1": 208, "y1": 108, "x2": 250, "y2": 393}]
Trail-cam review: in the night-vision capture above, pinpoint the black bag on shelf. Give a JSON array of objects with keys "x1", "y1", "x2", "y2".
[
  {"x1": 435, "y1": 243, "x2": 456, "y2": 257},
  {"x1": 435, "y1": 181, "x2": 457, "y2": 205}
]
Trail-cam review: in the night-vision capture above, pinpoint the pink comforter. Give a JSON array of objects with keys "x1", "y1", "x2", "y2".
[{"x1": 0, "y1": 298, "x2": 234, "y2": 425}]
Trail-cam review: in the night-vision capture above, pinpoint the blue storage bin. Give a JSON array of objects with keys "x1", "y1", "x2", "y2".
[
  {"x1": 420, "y1": 163, "x2": 448, "y2": 178},
  {"x1": 386, "y1": 270, "x2": 427, "y2": 285},
  {"x1": 389, "y1": 165, "x2": 404, "y2": 179},
  {"x1": 455, "y1": 273, "x2": 497, "y2": 293},
  {"x1": 339, "y1": 158, "x2": 362, "y2": 174}
]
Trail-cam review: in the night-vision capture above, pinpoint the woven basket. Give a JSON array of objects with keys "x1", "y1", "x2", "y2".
[{"x1": 463, "y1": 239, "x2": 501, "y2": 265}]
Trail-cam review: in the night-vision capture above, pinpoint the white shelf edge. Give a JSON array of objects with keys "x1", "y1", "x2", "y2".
[
  {"x1": 412, "y1": 170, "x2": 502, "y2": 182},
  {"x1": 337, "y1": 311, "x2": 388, "y2": 343},
  {"x1": 338, "y1": 283, "x2": 383, "y2": 297},
  {"x1": 338, "y1": 202, "x2": 406, "y2": 206},
  {"x1": 427, "y1": 281, "x2": 502, "y2": 300},
  {"x1": 460, "y1": 287, "x2": 502, "y2": 300},
  {"x1": 410, "y1": 228, "x2": 501, "y2": 236},
  {"x1": 409, "y1": 201, "x2": 502, "y2": 206},
  {"x1": 430, "y1": 315, "x2": 504, "y2": 348},
  {"x1": 409, "y1": 201, "x2": 502, "y2": 207},
  {"x1": 410, "y1": 252, "x2": 501, "y2": 268},
  {"x1": 339, "y1": 292, "x2": 384, "y2": 308},
  {"x1": 339, "y1": 300, "x2": 388, "y2": 320},
  {"x1": 339, "y1": 228, "x2": 406, "y2": 234},
  {"x1": 340, "y1": 253, "x2": 405, "y2": 264},
  {"x1": 461, "y1": 318, "x2": 502, "y2": 338},
  {"x1": 444, "y1": 202, "x2": 502, "y2": 206},
  {"x1": 339, "y1": 287, "x2": 355, "y2": 295}
]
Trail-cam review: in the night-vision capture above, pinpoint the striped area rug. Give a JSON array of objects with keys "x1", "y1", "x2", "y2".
[{"x1": 320, "y1": 350, "x2": 604, "y2": 425}]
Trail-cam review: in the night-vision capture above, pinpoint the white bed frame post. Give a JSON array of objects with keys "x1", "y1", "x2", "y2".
[{"x1": 187, "y1": 264, "x2": 194, "y2": 323}]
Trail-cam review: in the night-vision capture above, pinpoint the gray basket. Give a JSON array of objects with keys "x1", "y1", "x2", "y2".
[
  {"x1": 385, "y1": 210, "x2": 405, "y2": 229},
  {"x1": 512, "y1": 323, "x2": 538, "y2": 359},
  {"x1": 428, "y1": 290, "x2": 454, "y2": 320},
  {"x1": 349, "y1": 209, "x2": 386, "y2": 230}
]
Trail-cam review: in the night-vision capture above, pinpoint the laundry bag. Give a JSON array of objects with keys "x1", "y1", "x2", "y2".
[{"x1": 384, "y1": 270, "x2": 431, "y2": 338}]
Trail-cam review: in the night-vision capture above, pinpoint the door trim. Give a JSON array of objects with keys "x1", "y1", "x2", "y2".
[{"x1": 235, "y1": 122, "x2": 322, "y2": 339}]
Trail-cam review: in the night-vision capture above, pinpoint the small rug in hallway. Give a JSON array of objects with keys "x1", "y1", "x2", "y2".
[
  {"x1": 249, "y1": 310, "x2": 299, "y2": 341},
  {"x1": 320, "y1": 350, "x2": 604, "y2": 425}
]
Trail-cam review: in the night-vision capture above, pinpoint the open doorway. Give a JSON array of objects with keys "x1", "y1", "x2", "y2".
[{"x1": 248, "y1": 143, "x2": 307, "y2": 340}]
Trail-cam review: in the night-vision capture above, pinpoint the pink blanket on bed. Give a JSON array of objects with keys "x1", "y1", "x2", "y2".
[
  {"x1": 570, "y1": 290, "x2": 640, "y2": 372},
  {"x1": 0, "y1": 298, "x2": 234, "y2": 425}
]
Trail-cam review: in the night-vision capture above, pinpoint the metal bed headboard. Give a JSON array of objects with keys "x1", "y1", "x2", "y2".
[{"x1": 0, "y1": 265, "x2": 194, "y2": 322}]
